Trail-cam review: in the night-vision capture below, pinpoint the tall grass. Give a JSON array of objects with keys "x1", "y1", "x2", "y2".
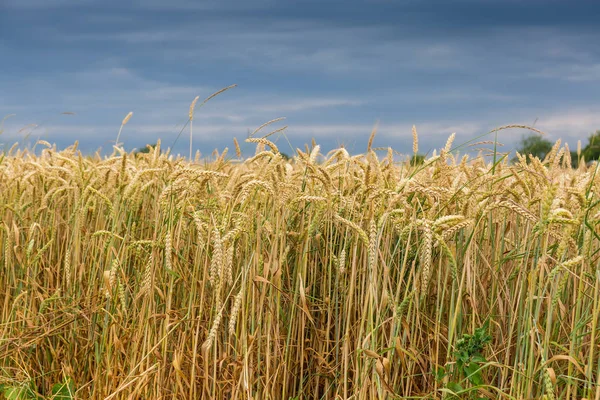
[{"x1": 0, "y1": 127, "x2": 599, "y2": 399}]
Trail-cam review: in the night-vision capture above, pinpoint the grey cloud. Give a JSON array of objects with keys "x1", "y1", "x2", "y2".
[{"x1": 2, "y1": 0, "x2": 600, "y2": 156}]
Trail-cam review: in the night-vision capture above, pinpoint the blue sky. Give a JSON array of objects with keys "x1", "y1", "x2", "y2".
[{"x1": 1, "y1": 0, "x2": 600, "y2": 158}]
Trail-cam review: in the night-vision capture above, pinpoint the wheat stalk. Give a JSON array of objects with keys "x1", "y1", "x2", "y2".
[
  {"x1": 233, "y1": 137, "x2": 241, "y2": 158},
  {"x1": 228, "y1": 289, "x2": 244, "y2": 335},
  {"x1": 3, "y1": 110, "x2": 600, "y2": 398},
  {"x1": 188, "y1": 96, "x2": 200, "y2": 160},
  {"x1": 412, "y1": 125, "x2": 418, "y2": 155},
  {"x1": 367, "y1": 121, "x2": 378, "y2": 153},
  {"x1": 115, "y1": 111, "x2": 133, "y2": 147}
]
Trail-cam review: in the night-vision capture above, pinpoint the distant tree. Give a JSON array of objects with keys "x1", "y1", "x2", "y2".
[
  {"x1": 410, "y1": 154, "x2": 425, "y2": 166},
  {"x1": 513, "y1": 135, "x2": 552, "y2": 162},
  {"x1": 135, "y1": 143, "x2": 157, "y2": 155},
  {"x1": 582, "y1": 130, "x2": 600, "y2": 162}
]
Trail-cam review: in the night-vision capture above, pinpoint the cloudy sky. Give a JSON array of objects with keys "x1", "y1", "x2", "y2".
[{"x1": 1, "y1": 0, "x2": 599, "y2": 158}]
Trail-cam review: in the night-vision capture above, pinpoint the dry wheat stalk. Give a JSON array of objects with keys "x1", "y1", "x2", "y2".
[
  {"x1": 225, "y1": 244, "x2": 234, "y2": 285},
  {"x1": 64, "y1": 249, "x2": 71, "y2": 288},
  {"x1": 228, "y1": 289, "x2": 244, "y2": 335},
  {"x1": 246, "y1": 137, "x2": 279, "y2": 154},
  {"x1": 419, "y1": 221, "x2": 433, "y2": 296},
  {"x1": 250, "y1": 117, "x2": 286, "y2": 138},
  {"x1": 368, "y1": 218, "x2": 377, "y2": 271},
  {"x1": 165, "y1": 231, "x2": 173, "y2": 272},
  {"x1": 3, "y1": 114, "x2": 600, "y2": 399},
  {"x1": 140, "y1": 251, "x2": 154, "y2": 297},
  {"x1": 334, "y1": 214, "x2": 369, "y2": 244},
  {"x1": 367, "y1": 122, "x2": 378, "y2": 153},
  {"x1": 209, "y1": 229, "x2": 223, "y2": 286},
  {"x1": 233, "y1": 137, "x2": 242, "y2": 158},
  {"x1": 115, "y1": 111, "x2": 133, "y2": 146},
  {"x1": 202, "y1": 308, "x2": 224, "y2": 351},
  {"x1": 412, "y1": 125, "x2": 418, "y2": 155},
  {"x1": 338, "y1": 248, "x2": 346, "y2": 275},
  {"x1": 309, "y1": 145, "x2": 320, "y2": 164}
]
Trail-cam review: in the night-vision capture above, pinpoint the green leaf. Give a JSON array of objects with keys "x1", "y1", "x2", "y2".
[
  {"x1": 3, "y1": 386, "x2": 33, "y2": 400},
  {"x1": 51, "y1": 378, "x2": 75, "y2": 400},
  {"x1": 446, "y1": 381, "x2": 463, "y2": 394},
  {"x1": 463, "y1": 363, "x2": 484, "y2": 386},
  {"x1": 165, "y1": 268, "x2": 181, "y2": 279},
  {"x1": 434, "y1": 366, "x2": 446, "y2": 381},
  {"x1": 471, "y1": 355, "x2": 487, "y2": 363}
]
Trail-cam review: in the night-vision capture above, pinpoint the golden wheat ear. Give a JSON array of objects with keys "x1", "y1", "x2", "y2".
[{"x1": 116, "y1": 111, "x2": 133, "y2": 144}]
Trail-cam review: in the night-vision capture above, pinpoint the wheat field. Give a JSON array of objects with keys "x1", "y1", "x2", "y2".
[{"x1": 1, "y1": 126, "x2": 599, "y2": 399}]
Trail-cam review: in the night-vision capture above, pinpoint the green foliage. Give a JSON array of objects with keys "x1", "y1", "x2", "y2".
[
  {"x1": 51, "y1": 378, "x2": 75, "y2": 400},
  {"x1": 515, "y1": 130, "x2": 600, "y2": 167},
  {"x1": 514, "y1": 134, "x2": 552, "y2": 161},
  {"x1": 0, "y1": 383, "x2": 41, "y2": 400},
  {"x1": 135, "y1": 143, "x2": 157, "y2": 155},
  {"x1": 410, "y1": 154, "x2": 425, "y2": 166},
  {"x1": 443, "y1": 321, "x2": 492, "y2": 399},
  {"x1": 0, "y1": 378, "x2": 74, "y2": 400},
  {"x1": 582, "y1": 130, "x2": 600, "y2": 162}
]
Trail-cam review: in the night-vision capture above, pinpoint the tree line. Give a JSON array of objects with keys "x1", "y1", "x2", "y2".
[{"x1": 515, "y1": 130, "x2": 600, "y2": 167}]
